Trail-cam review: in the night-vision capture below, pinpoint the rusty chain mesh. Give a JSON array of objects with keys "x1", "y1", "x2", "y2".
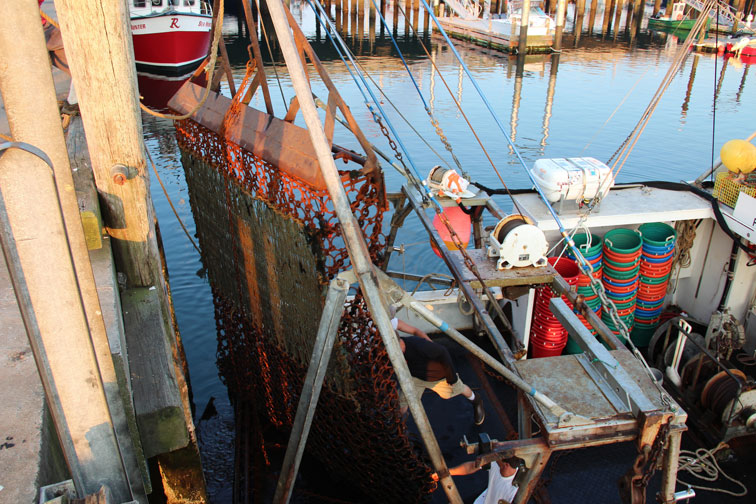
[{"x1": 175, "y1": 110, "x2": 435, "y2": 501}]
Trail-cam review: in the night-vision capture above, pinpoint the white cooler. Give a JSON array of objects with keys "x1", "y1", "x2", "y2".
[{"x1": 529, "y1": 157, "x2": 613, "y2": 210}]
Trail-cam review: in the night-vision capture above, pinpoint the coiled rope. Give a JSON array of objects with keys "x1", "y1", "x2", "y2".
[{"x1": 677, "y1": 442, "x2": 748, "y2": 497}]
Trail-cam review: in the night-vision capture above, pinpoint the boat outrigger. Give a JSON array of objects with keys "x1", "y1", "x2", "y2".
[{"x1": 166, "y1": 0, "x2": 755, "y2": 502}]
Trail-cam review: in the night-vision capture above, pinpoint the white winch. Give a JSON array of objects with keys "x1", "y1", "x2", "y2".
[
  {"x1": 425, "y1": 165, "x2": 476, "y2": 200},
  {"x1": 487, "y1": 215, "x2": 548, "y2": 270}
]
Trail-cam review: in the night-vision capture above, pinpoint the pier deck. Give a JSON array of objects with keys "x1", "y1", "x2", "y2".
[{"x1": 436, "y1": 16, "x2": 554, "y2": 53}]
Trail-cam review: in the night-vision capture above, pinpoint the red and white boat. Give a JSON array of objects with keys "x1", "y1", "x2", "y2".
[{"x1": 130, "y1": 0, "x2": 213, "y2": 73}]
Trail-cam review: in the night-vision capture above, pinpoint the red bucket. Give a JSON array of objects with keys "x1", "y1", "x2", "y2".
[
  {"x1": 549, "y1": 256, "x2": 580, "y2": 285},
  {"x1": 531, "y1": 343, "x2": 564, "y2": 358}
]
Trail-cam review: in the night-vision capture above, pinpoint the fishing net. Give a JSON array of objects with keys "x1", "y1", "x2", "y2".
[{"x1": 174, "y1": 95, "x2": 434, "y2": 501}]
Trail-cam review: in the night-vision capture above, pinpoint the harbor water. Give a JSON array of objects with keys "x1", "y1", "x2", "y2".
[{"x1": 139, "y1": 4, "x2": 754, "y2": 501}]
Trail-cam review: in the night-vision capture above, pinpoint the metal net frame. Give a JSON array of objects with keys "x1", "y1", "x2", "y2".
[{"x1": 175, "y1": 115, "x2": 435, "y2": 501}]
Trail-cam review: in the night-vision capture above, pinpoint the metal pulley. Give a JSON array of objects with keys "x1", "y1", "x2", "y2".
[{"x1": 487, "y1": 214, "x2": 548, "y2": 270}]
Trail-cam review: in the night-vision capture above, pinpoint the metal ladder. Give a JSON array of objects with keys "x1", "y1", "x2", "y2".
[{"x1": 684, "y1": 0, "x2": 743, "y2": 27}]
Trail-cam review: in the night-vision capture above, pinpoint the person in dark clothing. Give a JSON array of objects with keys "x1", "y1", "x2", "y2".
[{"x1": 392, "y1": 313, "x2": 485, "y2": 425}]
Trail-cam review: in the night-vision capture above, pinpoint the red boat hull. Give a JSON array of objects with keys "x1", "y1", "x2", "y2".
[{"x1": 131, "y1": 13, "x2": 211, "y2": 72}]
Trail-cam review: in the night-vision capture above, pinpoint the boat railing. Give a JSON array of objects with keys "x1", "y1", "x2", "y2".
[
  {"x1": 130, "y1": 0, "x2": 212, "y2": 16},
  {"x1": 684, "y1": 0, "x2": 744, "y2": 27}
]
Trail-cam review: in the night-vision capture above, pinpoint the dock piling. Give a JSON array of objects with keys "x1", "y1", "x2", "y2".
[
  {"x1": 0, "y1": 1, "x2": 147, "y2": 501},
  {"x1": 554, "y1": 0, "x2": 567, "y2": 50},
  {"x1": 518, "y1": 0, "x2": 532, "y2": 54}
]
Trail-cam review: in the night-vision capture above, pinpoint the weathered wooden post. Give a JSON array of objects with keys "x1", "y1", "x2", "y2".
[
  {"x1": 405, "y1": 0, "x2": 412, "y2": 34},
  {"x1": 413, "y1": 0, "x2": 420, "y2": 33},
  {"x1": 554, "y1": 0, "x2": 567, "y2": 50},
  {"x1": 588, "y1": 0, "x2": 598, "y2": 34},
  {"x1": 0, "y1": 2, "x2": 136, "y2": 501},
  {"x1": 613, "y1": 0, "x2": 624, "y2": 34},
  {"x1": 575, "y1": 0, "x2": 587, "y2": 35},
  {"x1": 602, "y1": 0, "x2": 615, "y2": 35},
  {"x1": 53, "y1": 0, "x2": 206, "y2": 500},
  {"x1": 518, "y1": 0, "x2": 532, "y2": 54}
]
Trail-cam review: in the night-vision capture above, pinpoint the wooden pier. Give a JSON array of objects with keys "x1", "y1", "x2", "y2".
[{"x1": 0, "y1": 1, "x2": 205, "y2": 503}]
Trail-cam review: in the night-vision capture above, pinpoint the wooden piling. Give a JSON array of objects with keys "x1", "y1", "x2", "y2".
[
  {"x1": 575, "y1": 0, "x2": 587, "y2": 34},
  {"x1": 413, "y1": 0, "x2": 420, "y2": 35},
  {"x1": 653, "y1": 0, "x2": 662, "y2": 16},
  {"x1": 554, "y1": 0, "x2": 567, "y2": 50},
  {"x1": 54, "y1": 0, "x2": 207, "y2": 500},
  {"x1": 588, "y1": 0, "x2": 598, "y2": 34},
  {"x1": 632, "y1": 0, "x2": 643, "y2": 36},
  {"x1": 613, "y1": 0, "x2": 624, "y2": 35},
  {"x1": 0, "y1": 3, "x2": 137, "y2": 501},
  {"x1": 518, "y1": 0, "x2": 532, "y2": 54},
  {"x1": 405, "y1": 0, "x2": 411, "y2": 35},
  {"x1": 602, "y1": 0, "x2": 615, "y2": 35}
]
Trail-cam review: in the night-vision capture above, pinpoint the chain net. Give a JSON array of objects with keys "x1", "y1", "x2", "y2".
[{"x1": 175, "y1": 110, "x2": 434, "y2": 501}]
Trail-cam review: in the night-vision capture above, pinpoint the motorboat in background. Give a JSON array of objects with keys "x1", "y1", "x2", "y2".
[{"x1": 130, "y1": 0, "x2": 212, "y2": 73}]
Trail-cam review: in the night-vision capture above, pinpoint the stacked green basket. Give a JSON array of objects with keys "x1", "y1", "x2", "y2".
[
  {"x1": 631, "y1": 223, "x2": 677, "y2": 346},
  {"x1": 563, "y1": 232, "x2": 603, "y2": 354},
  {"x1": 601, "y1": 229, "x2": 643, "y2": 342}
]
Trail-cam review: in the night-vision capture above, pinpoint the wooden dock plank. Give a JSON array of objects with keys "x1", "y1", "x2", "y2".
[
  {"x1": 448, "y1": 248, "x2": 556, "y2": 288},
  {"x1": 122, "y1": 287, "x2": 189, "y2": 459}
]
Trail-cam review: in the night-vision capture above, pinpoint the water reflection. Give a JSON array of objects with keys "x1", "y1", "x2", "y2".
[{"x1": 137, "y1": 70, "x2": 195, "y2": 111}]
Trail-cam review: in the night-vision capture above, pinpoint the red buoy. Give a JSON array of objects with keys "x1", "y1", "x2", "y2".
[{"x1": 431, "y1": 206, "x2": 471, "y2": 258}]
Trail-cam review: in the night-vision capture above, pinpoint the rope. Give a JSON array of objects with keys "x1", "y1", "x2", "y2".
[
  {"x1": 711, "y1": 3, "x2": 720, "y2": 183},
  {"x1": 304, "y1": 0, "x2": 426, "y2": 186},
  {"x1": 0, "y1": 132, "x2": 11, "y2": 142},
  {"x1": 394, "y1": 1, "x2": 524, "y2": 215},
  {"x1": 145, "y1": 147, "x2": 201, "y2": 255},
  {"x1": 677, "y1": 442, "x2": 748, "y2": 497},
  {"x1": 603, "y1": 0, "x2": 715, "y2": 185},
  {"x1": 138, "y1": 0, "x2": 224, "y2": 120},
  {"x1": 673, "y1": 220, "x2": 697, "y2": 270},
  {"x1": 254, "y1": 0, "x2": 288, "y2": 113}
]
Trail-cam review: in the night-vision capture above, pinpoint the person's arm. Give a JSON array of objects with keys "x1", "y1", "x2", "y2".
[
  {"x1": 431, "y1": 461, "x2": 481, "y2": 481},
  {"x1": 395, "y1": 319, "x2": 432, "y2": 342}
]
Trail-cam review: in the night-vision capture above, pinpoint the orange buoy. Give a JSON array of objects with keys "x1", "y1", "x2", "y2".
[{"x1": 431, "y1": 206, "x2": 471, "y2": 258}]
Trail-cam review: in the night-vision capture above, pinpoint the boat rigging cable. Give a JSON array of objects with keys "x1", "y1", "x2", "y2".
[
  {"x1": 603, "y1": 0, "x2": 716, "y2": 187},
  {"x1": 304, "y1": 0, "x2": 528, "y2": 349},
  {"x1": 391, "y1": 0, "x2": 525, "y2": 215},
  {"x1": 254, "y1": 0, "x2": 288, "y2": 113}
]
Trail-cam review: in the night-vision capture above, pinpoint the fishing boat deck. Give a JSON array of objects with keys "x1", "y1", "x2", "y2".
[{"x1": 512, "y1": 185, "x2": 715, "y2": 233}]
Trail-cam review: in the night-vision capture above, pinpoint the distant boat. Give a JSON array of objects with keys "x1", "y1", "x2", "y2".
[
  {"x1": 648, "y1": 2, "x2": 710, "y2": 32},
  {"x1": 495, "y1": 0, "x2": 555, "y2": 39},
  {"x1": 129, "y1": 0, "x2": 212, "y2": 73}
]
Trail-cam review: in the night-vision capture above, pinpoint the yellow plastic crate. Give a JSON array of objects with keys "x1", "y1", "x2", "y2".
[{"x1": 713, "y1": 171, "x2": 756, "y2": 208}]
